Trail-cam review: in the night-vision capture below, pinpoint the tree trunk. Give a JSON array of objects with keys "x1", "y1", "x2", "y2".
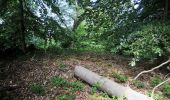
[
  {"x1": 164, "y1": 0, "x2": 170, "y2": 19},
  {"x1": 19, "y1": 0, "x2": 26, "y2": 52},
  {"x1": 74, "y1": 66, "x2": 152, "y2": 100}
]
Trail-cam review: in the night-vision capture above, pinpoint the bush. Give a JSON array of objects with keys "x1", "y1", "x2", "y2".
[
  {"x1": 109, "y1": 21, "x2": 170, "y2": 66},
  {"x1": 30, "y1": 84, "x2": 45, "y2": 95}
]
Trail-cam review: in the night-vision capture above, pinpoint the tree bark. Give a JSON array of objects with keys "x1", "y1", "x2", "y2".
[
  {"x1": 19, "y1": 0, "x2": 26, "y2": 52},
  {"x1": 74, "y1": 66, "x2": 152, "y2": 100}
]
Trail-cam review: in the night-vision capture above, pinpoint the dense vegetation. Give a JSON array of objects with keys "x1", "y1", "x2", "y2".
[
  {"x1": 0, "y1": 0, "x2": 170, "y2": 99},
  {"x1": 0, "y1": 0, "x2": 170, "y2": 64}
]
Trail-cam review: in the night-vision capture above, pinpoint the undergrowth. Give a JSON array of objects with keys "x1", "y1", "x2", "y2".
[
  {"x1": 112, "y1": 71, "x2": 128, "y2": 83},
  {"x1": 163, "y1": 84, "x2": 170, "y2": 95},
  {"x1": 150, "y1": 77, "x2": 163, "y2": 87},
  {"x1": 50, "y1": 76, "x2": 84, "y2": 93},
  {"x1": 132, "y1": 80, "x2": 145, "y2": 88},
  {"x1": 57, "y1": 94, "x2": 73, "y2": 100},
  {"x1": 30, "y1": 84, "x2": 45, "y2": 95}
]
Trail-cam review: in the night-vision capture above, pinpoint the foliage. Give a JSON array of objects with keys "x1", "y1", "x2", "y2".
[
  {"x1": 112, "y1": 71, "x2": 128, "y2": 83},
  {"x1": 0, "y1": 0, "x2": 170, "y2": 68},
  {"x1": 147, "y1": 92, "x2": 167, "y2": 100},
  {"x1": 57, "y1": 94, "x2": 73, "y2": 100},
  {"x1": 91, "y1": 82, "x2": 101, "y2": 94},
  {"x1": 30, "y1": 84, "x2": 45, "y2": 95},
  {"x1": 68, "y1": 81, "x2": 85, "y2": 92},
  {"x1": 132, "y1": 80, "x2": 145, "y2": 88},
  {"x1": 150, "y1": 77, "x2": 163, "y2": 87},
  {"x1": 106, "y1": 21, "x2": 170, "y2": 66},
  {"x1": 91, "y1": 93, "x2": 123, "y2": 100},
  {"x1": 50, "y1": 76, "x2": 84, "y2": 92},
  {"x1": 163, "y1": 84, "x2": 170, "y2": 95},
  {"x1": 1, "y1": 0, "x2": 170, "y2": 99},
  {"x1": 50, "y1": 76, "x2": 67, "y2": 86}
]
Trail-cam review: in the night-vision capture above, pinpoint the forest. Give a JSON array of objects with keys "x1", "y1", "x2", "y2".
[{"x1": 0, "y1": 0, "x2": 170, "y2": 100}]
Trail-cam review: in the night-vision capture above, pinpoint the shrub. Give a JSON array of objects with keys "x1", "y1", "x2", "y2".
[
  {"x1": 30, "y1": 84, "x2": 45, "y2": 95},
  {"x1": 109, "y1": 21, "x2": 170, "y2": 66}
]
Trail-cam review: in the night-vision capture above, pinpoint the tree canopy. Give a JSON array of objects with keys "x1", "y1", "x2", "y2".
[{"x1": 0, "y1": 0, "x2": 170, "y2": 65}]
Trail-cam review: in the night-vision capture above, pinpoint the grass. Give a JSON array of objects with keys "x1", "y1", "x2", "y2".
[
  {"x1": 69, "y1": 81, "x2": 85, "y2": 92},
  {"x1": 90, "y1": 93, "x2": 124, "y2": 100},
  {"x1": 50, "y1": 76, "x2": 67, "y2": 86},
  {"x1": 50, "y1": 76, "x2": 84, "y2": 93},
  {"x1": 57, "y1": 94, "x2": 73, "y2": 100},
  {"x1": 163, "y1": 84, "x2": 170, "y2": 95},
  {"x1": 91, "y1": 82, "x2": 101, "y2": 94},
  {"x1": 30, "y1": 84, "x2": 45, "y2": 95},
  {"x1": 150, "y1": 77, "x2": 163, "y2": 87},
  {"x1": 147, "y1": 92, "x2": 167, "y2": 100},
  {"x1": 112, "y1": 71, "x2": 128, "y2": 83},
  {"x1": 90, "y1": 82, "x2": 124, "y2": 100}
]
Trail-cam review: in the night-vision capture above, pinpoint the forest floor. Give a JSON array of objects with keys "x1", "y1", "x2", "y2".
[{"x1": 0, "y1": 50, "x2": 169, "y2": 100}]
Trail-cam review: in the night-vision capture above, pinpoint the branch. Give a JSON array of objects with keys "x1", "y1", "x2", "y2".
[
  {"x1": 134, "y1": 59, "x2": 170, "y2": 80},
  {"x1": 164, "y1": 73, "x2": 170, "y2": 79},
  {"x1": 151, "y1": 78, "x2": 170, "y2": 98}
]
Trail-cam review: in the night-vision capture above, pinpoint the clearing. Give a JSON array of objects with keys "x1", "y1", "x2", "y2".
[{"x1": 0, "y1": 50, "x2": 169, "y2": 100}]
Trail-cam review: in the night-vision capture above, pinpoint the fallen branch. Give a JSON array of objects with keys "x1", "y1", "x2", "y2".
[
  {"x1": 151, "y1": 78, "x2": 170, "y2": 98},
  {"x1": 134, "y1": 59, "x2": 170, "y2": 80},
  {"x1": 74, "y1": 66, "x2": 152, "y2": 100},
  {"x1": 164, "y1": 73, "x2": 170, "y2": 79}
]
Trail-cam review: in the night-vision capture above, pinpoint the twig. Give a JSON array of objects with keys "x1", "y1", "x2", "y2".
[
  {"x1": 134, "y1": 59, "x2": 170, "y2": 80},
  {"x1": 164, "y1": 73, "x2": 170, "y2": 79},
  {"x1": 151, "y1": 78, "x2": 170, "y2": 98}
]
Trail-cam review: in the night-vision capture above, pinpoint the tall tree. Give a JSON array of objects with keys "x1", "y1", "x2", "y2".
[{"x1": 19, "y1": 0, "x2": 26, "y2": 51}]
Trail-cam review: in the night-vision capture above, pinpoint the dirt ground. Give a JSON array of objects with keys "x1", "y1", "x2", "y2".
[{"x1": 0, "y1": 51, "x2": 169, "y2": 100}]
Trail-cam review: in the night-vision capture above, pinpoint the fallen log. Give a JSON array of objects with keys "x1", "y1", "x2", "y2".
[{"x1": 74, "y1": 66, "x2": 153, "y2": 100}]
